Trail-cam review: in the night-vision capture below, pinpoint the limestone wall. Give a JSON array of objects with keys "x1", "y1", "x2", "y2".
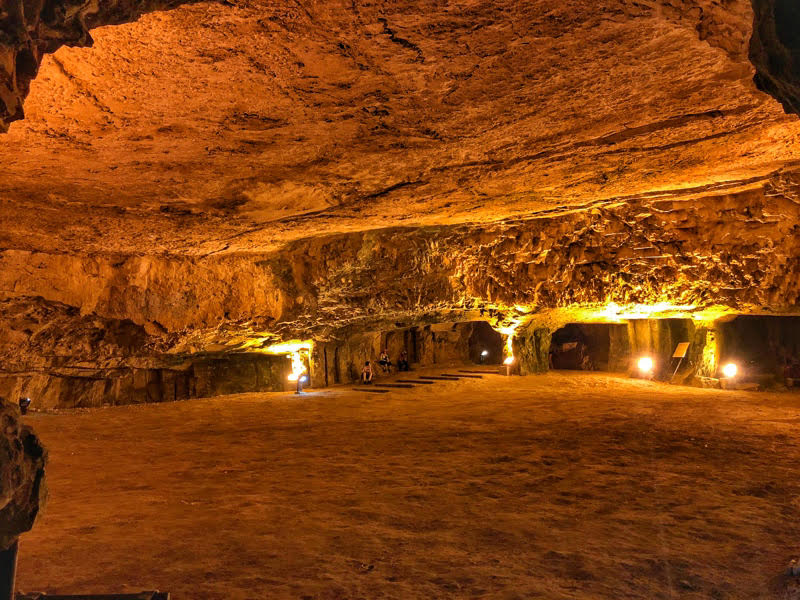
[
  {"x1": 0, "y1": 353, "x2": 291, "y2": 410},
  {"x1": 311, "y1": 323, "x2": 478, "y2": 386}
]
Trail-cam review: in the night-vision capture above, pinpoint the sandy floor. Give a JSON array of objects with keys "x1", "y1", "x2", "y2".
[{"x1": 15, "y1": 370, "x2": 800, "y2": 599}]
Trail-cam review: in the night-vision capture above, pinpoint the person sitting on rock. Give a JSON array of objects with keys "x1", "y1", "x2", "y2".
[
  {"x1": 378, "y1": 349, "x2": 392, "y2": 373},
  {"x1": 397, "y1": 350, "x2": 410, "y2": 372},
  {"x1": 361, "y1": 361, "x2": 374, "y2": 384}
]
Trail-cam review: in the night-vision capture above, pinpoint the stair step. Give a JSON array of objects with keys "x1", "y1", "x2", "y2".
[
  {"x1": 352, "y1": 388, "x2": 390, "y2": 394},
  {"x1": 441, "y1": 373, "x2": 482, "y2": 378},
  {"x1": 374, "y1": 383, "x2": 416, "y2": 389},
  {"x1": 418, "y1": 376, "x2": 459, "y2": 381},
  {"x1": 397, "y1": 379, "x2": 436, "y2": 384}
]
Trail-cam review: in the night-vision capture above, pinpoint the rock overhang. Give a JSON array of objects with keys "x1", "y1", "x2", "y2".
[{"x1": 0, "y1": 0, "x2": 799, "y2": 399}]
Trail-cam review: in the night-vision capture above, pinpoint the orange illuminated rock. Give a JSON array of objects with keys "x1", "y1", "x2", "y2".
[
  {"x1": 0, "y1": 0, "x2": 798, "y2": 405},
  {"x1": 0, "y1": 398, "x2": 46, "y2": 550}
]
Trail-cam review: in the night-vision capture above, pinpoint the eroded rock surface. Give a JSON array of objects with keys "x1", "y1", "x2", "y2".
[
  {"x1": 0, "y1": 0, "x2": 798, "y2": 256},
  {"x1": 0, "y1": 0, "x2": 207, "y2": 132},
  {"x1": 0, "y1": 0, "x2": 799, "y2": 405},
  {"x1": 0, "y1": 399, "x2": 46, "y2": 549}
]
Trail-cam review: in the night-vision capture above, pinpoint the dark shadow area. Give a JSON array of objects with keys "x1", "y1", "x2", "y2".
[
  {"x1": 468, "y1": 321, "x2": 504, "y2": 365},
  {"x1": 549, "y1": 324, "x2": 618, "y2": 371},
  {"x1": 750, "y1": 0, "x2": 800, "y2": 115},
  {"x1": 775, "y1": 0, "x2": 800, "y2": 56},
  {"x1": 717, "y1": 315, "x2": 800, "y2": 378}
]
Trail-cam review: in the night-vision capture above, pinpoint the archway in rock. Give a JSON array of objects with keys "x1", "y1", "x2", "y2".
[
  {"x1": 717, "y1": 315, "x2": 800, "y2": 381},
  {"x1": 549, "y1": 323, "x2": 628, "y2": 372},
  {"x1": 312, "y1": 321, "x2": 506, "y2": 386}
]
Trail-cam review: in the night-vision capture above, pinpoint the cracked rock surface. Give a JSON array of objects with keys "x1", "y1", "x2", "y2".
[
  {"x1": 1, "y1": 0, "x2": 799, "y2": 256},
  {"x1": 0, "y1": 0, "x2": 799, "y2": 405},
  {"x1": 0, "y1": 398, "x2": 46, "y2": 550}
]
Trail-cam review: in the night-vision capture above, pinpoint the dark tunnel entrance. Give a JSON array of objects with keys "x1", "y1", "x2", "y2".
[
  {"x1": 314, "y1": 320, "x2": 507, "y2": 385},
  {"x1": 468, "y1": 321, "x2": 504, "y2": 365},
  {"x1": 717, "y1": 315, "x2": 800, "y2": 381},
  {"x1": 549, "y1": 323, "x2": 629, "y2": 372}
]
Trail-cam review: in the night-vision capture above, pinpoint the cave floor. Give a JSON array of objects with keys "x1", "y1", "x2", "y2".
[{"x1": 17, "y1": 370, "x2": 800, "y2": 599}]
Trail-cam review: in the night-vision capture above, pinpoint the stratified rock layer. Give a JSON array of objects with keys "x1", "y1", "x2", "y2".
[
  {"x1": 0, "y1": 174, "x2": 797, "y2": 400},
  {"x1": 0, "y1": 1, "x2": 799, "y2": 405}
]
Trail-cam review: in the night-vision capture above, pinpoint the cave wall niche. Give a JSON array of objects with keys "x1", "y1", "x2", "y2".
[
  {"x1": 626, "y1": 318, "x2": 695, "y2": 380},
  {"x1": 0, "y1": 353, "x2": 292, "y2": 410},
  {"x1": 716, "y1": 316, "x2": 800, "y2": 380},
  {"x1": 549, "y1": 323, "x2": 629, "y2": 372},
  {"x1": 468, "y1": 321, "x2": 504, "y2": 365},
  {"x1": 515, "y1": 318, "x2": 713, "y2": 380},
  {"x1": 311, "y1": 321, "x2": 500, "y2": 385}
]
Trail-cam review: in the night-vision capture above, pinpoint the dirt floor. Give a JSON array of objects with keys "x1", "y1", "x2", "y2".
[{"x1": 15, "y1": 370, "x2": 800, "y2": 599}]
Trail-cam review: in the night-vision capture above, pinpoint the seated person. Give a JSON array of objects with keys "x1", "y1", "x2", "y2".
[
  {"x1": 378, "y1": 349, "x2": 392, "y2": 373},
  {"x1": 361, "y1": 361, "x2": 374, "y2": 384},
  {"x1": 397, "y1": 350, "x2": 410, "y2": 372}
]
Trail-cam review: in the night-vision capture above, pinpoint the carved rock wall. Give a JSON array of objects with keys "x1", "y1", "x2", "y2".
[
  {"x1": 311, "y1": 322, "x2": 476, "y2": 386},
  {"x1": 0, "y1": 180, "x2": 798, "y2": 400},
  {"x1": 0, "y1": 352, "x2": 292, "y2": 409}
]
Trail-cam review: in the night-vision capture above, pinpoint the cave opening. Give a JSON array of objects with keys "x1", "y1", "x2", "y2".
[
  {"x1": 467, "y1": 321, "x2": 504, "y2": 365},
  {"x1": 548, "y1": 323, "x2": 627, "y2": 371},
  {"x1": 312, "y1": 320, "x2": 505, "y2": 385},
  {"x1": 775, "y1": 0, "x2": 800, "y2": 55},
  {"x1": 717, "y1": 315, "x2": 800, "y2": 381}
]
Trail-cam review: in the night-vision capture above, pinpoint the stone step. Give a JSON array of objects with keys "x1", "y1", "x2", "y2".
[
  {"x1": 441, "y1": 373, "x2": 482, "y2": 378},
  {"x1": 374, "y1": 383, "x2": 416, "y2": 389},
  {"x1": 418, "y1": 376, "x2": 459, "y2": 381},
  {"x1": 352, "y1": 388, "x2": 390, "y2": 394},
  {"x1": 397, "y1": 379, "x2": 436, "y2": 384}
]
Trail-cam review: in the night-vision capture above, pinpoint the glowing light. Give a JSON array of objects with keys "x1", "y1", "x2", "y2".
[
  {"x1": 722, "y1": 362, "x2": 738, "y2": 378},
  {"x1": 637, "y1": 356, "x2": 654, "y2": 373},
  {"x1": 264, "y1": 340, "x2": 312, "y2": 383},
  {"x1": 481, "y1": 350, "x2": 489, "y2": 357},
  {"x1": 595, "y1": 302, "x2": 698, "y2": 322},
  {"x1": 605, "y1": 302, "x2": 621, "y2": 319},
  {"x1": 498, "y1": 318, "x2": 523, "y2": 364},
  {"x1": 287, "y1": 353, "x2": 307, "y2": 382},
  {"x1": 504, "y1": 356, "x2": 515, "y2": 365}
]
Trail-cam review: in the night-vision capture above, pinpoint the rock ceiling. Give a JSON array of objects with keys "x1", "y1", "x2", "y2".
[
  {"x1": 0, "y1": 0, "x2": 800, "y2": 373},
  {"x1": 1, "y1": 0, "x2": 799, "y2": 256}
]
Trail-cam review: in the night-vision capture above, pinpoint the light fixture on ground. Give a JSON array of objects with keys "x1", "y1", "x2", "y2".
[
  {"x1": 637, "y1": 356, "x2": 654, "y2": 376},
  {"x1": 722, "y1": 362, "x2": 738, "y2": 378},
  {"x1": 292, "y1": 374, "x2": 309, "y2": 395},
  {"x1": 480, "y1": 349, "x2": 489, "y2": 364},
  {"x1": 265, "y1": 339, "x2": 312, "y2": 393},
  {"x1": 503, "y1": 355, "x2": 515, "y2": 376}
]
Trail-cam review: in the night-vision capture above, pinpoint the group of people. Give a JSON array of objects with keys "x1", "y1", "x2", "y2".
[{"x1": 360, "y1": 348, "x2": 410, "y2": 384}]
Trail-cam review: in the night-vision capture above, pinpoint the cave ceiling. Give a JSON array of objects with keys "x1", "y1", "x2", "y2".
[
  {"x1": 1, "y1": 0, "x2": 799, "y2": 256},
  {"x1": 1, "y1": 0, "x2": 800, "y2": 364}
]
